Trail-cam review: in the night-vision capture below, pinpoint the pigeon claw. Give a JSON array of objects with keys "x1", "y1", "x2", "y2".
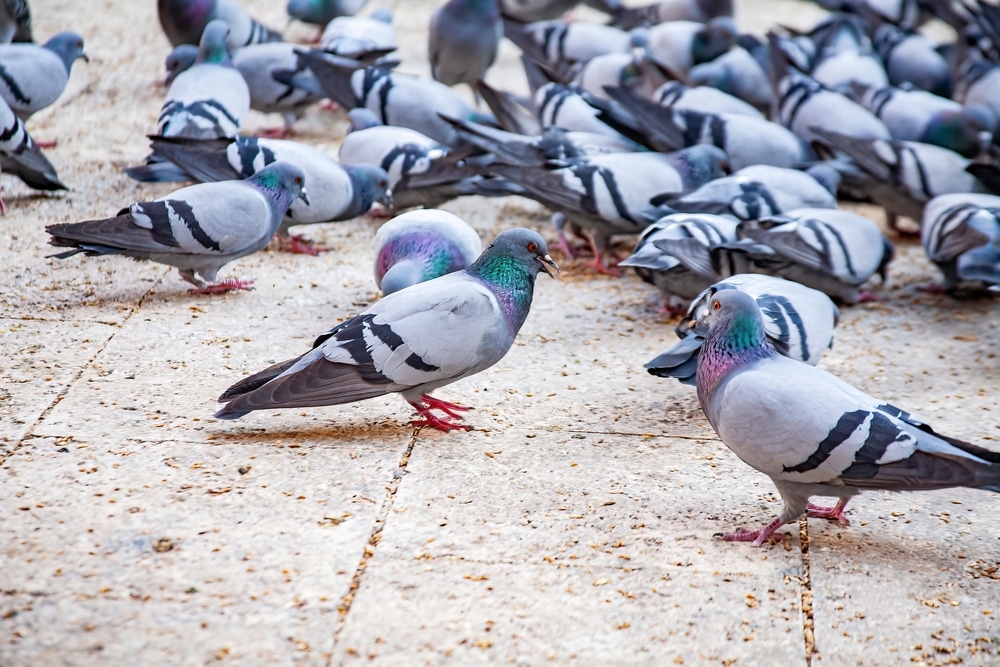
[
  {"x1": 714, "y1": 516, "x2": 787, "y2": 547},
  {"x1": 408, "y1": 396, "x2": 474, "y2": 432},
  {"x1": 806, "y1": 499, "x2": 851, "y2": 526},
  {"x1": 189, "y1": 278, "x2": 256, "y2": 295},
  {"x1": 256, "y1": 126, "x2": 293, "y2": 139},
  {"x1": 279, "y1": 234, "x2": 329, "y2": 255}
]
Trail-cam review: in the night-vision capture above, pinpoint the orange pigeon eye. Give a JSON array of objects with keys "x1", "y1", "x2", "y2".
[
  {"x1": 712, "y1": 300, "x2": 721, "y2": 311},
  {"x1": 527, "y1": 242, "x2": 538, "y2": 252}
]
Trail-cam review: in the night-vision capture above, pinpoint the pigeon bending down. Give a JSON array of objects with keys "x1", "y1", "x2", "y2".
[
  {"x1": 921, "y1": 193, "x2": 1000, "y2": 292},
  {"x1": 45, "y1": 162, "x2": 308, "y2": 294},
  {"x1": 695, "y1": 288, "x2": 1000, "y2": 546},
  {"x1": 712, "y1": 208, "x2": 894, "y2": 304},
  {"x1": 429, "y1": 0, "x2": 502, "y2": 88},
  {"x1": 0, "y1": 94, "x2": 66, "y2": 212},
  {"x1": 158, "y1": 0, "x2": 282, "y2": 50},
  {"x1": 132, "y1": 134, "x2": 390, "y2": 254},
  {"x1": 618, "y1": 213, "x2": 737, "y2": 314},
  {"x1": 0, "y1": 31, "x2": 87, "y2": 121},
  {"x1": 214, "y1": 228, "x2": 559, "y2": 431},
  {"x1": 645, "y1": 274, "x2": 838, "y2": 384},
  {"x1": 373, "y1": 209, "x2": 482, "y2": 294},
  {"x1": 231, "y1": 43, "x2": 327, "y2": 137}
]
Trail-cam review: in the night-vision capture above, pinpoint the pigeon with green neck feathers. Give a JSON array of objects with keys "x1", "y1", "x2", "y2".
[
  {"x1": 695, "y1": 289, "x2": 1000, "y2": 547},
  {"x1": 214, "y1": 228, "x2": 558, "y2": 431},
  {"x1": 45, "y1": 162, "x2": 308, "y2": 294}
]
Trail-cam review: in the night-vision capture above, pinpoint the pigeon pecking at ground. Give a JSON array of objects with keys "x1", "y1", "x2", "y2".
[
  {"x1": 45, "y1": 162, "x2": 308, "y2": 294},
  {"x1": 214, "y1": 228, "x2": 558, "y2": 431},
  {"x1": 694, "y1": 288, "x2": 1000, "y2": 547}
]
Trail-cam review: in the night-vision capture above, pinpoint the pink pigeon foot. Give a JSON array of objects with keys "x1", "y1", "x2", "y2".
[
  {"x1": 189, "y1": 278, "x2": 255, "y2": 295},
  {"x1": 319, "y1": 99, "x2": 340, "y2": 113},
  {"x1": 408, "y1": 396, "x2": 473, "y2": 432},
  {"x1": 257, "y1": 126, "x2": 292, "y2": 139},
  {"x1": 36, "y1": 138, "x2": 57, "y2": 149},
  {"x1": 0, "y1": 182, "x2": 7, "y2": 217},
  {"x1": 656, "y1": 302, "x2": 687, "y2": 318},
  {"x1": 915, "y1": 283, "x2": 949, "y2": 295},
  {"x1": 279, "y1": 234, "x2": 329, "y2": 255},
  {"x1": 585, "y1": 255, "x2": 623, "y2": 276},
  {"x1": 715, "y1": 516, "x2": 788, "y2": 547},
  {"x1": 807, "y1": 498, "x2": 851, "y2": 526},
  {"x1": 857, "y1": 290, "x2": 884, "y2": 303}
]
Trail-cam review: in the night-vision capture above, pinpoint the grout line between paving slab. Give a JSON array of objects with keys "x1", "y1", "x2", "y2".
[
  {"x1": 799, "y1": 517, "x2": 817, "y2": 666},
  {"x1": 328, "y1": 425, "x2": 420, "y2": 663},
  {"x1": 0, "y1": 274, "x2": 165, "y2": 468}
]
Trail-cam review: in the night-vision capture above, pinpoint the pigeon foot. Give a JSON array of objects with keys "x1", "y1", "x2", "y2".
[
  {"x1": 857, "y1": 290, "x2": 884, "y2": 303},
  {"x1": 279, "y1": 234, "x2": 329, "y2": 255},
  {"x1": 189, "y1": 278, "x2": 255, "y2": 294},
  {"x1": 408, "y1": 396, "x2": 473, "y2": 432},
  {"x1": 36, "y1": 138, "x2": 58, "y2": 149},
  {"x1": 807, "y1": 499, "x2": 850, "y2": 526},
  {"x1": 715, "y1": 516, "x2": 788, "y2": 547},
  {"x1": 257, "y1": 126, "x2": 293, "y2": 139}
]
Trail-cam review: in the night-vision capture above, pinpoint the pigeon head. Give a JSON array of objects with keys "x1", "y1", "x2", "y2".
[
  {"x1": 674, "y1": 145, "x2": 730, "y2": 187},
  {"x1": 692, "y1": 17, "x2": 737, "y2": 66},
  {"x1": 45, "y1": 32, "x2": 88, "y2": 74},
  {"x1": 345, "y1": 164, "x2": 392, "y2": 214},
  {"x1": 287, "y1": 0, "x2": 334, "y2": 25},
  {"x1": 247, "y1": 162, "x2": 309, "y2": 212},
  {"x1": 348, "y1": 108, "x2": 384, "y2": 132},
  {"x1": 696, "y1": 289, "x2": 774, "y2": 399},
  {"x1": 197, "y1": 19, "x2": 232, "y2": 65},
  {"x1": 923, "y1": 105, "x2": 996, "y2": 158},
  {"x1": 164, "y1": 44, "x2": 198, "y2": 86}
]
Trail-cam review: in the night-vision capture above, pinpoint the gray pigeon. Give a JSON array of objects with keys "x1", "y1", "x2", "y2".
[
  {"x1": 46, "y1": 162, "x2": 308, "y2": 294},
  {"x1": 157, "y1": 20, "x2": 249, "y2": 140},
  {"x1": 484, "y1": 145, "x2": 728, "y2": 273},
  {"x1": 158, "y1": 0, "x2": 282, "y2": 50},
  {"x1": 711, "y1": 207, "x2": 894, "y2": 304},
  {"x1": 499, "y1": 0, "x2": 621, "y2": 23},
  {"x1": 611, "y1": 0, "x2": 732, "y2": 29},
  {"x1": 0, "y1": 93, "x2": 65, "y2": 208},
  {"x1": 287, "y1": 0, "x2": 367, "y2": 26},
  {"x1": 618, "y1": 213, "x2": 738, "y2": 313},
  {"x1": 0, "y1": 0, "x2": 30, "y2": 43},
  {"x1": 571, "y1": 51, "x2": 644, "y2": 100},
  {"x1": 637, "y1": 17, "x2": 737, "y2": 75},
  {"x1": 871, "y1": 23, "x2": 950, "y2": 97},
  {"x1": 0, "y1": 31, "x2": 86, "y2": 121},
  {"x1": 373, "y1": 209, "x2": 482, "y2": 294},
  {"x1": 131, "y1": 135, "x2": 391, "y2": 254},
  {"x1": 652, "y1": 80, "x2": 764, "y2": 119},
  {"x1": 645, "y1": 273, "x2": 838, "y2": 384},
  {"x1": 430, "y1": 0, "x2": 502, "y2": 88},
  {"x1": 694, "y1": 288, "x2": 1000, "y2": 546},
  {"x1": 688, "y1": 41, "x2": 772, "y2": 110},
  {"x1": 921, "y1": 193, "x2": 1000, "y2": 292},
  {"x1": 805, "y1": 13, "x2": 888, "y2": 92},
  {"x1": 319, "y1": 8, "x2": 396, "y2": 57},
  {"x1": 502, "y1": 18, "x2": 632, "y2": 74},
  {"x1": 164, "y1": 44, "x2": 198, "y2": 87},
  {"x1": 214, "y1": 227, "x2": 559, "y2": 431},
  {"x1": 232, "y1": 42, "x2": 326, "y2": 137}
]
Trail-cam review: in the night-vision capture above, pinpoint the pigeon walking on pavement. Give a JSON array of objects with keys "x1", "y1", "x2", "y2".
[
  {"x1": 214, "y1": 228, "x2": 559, "y2": 431},
  {"x1": 373, "y1": 209, "x2": 482, "y2": 294},
  {"x1": 45, "y1": 162, "x2": 308, "y2": 294},
  {"x1": 694, "y1": 288, "x2": 1000, "y2": 546}
]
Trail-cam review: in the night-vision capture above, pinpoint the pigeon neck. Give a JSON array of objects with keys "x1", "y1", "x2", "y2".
[
  {"x1": 249, "y1": 174, "x2": 295, "y2": 224},
  {"x1": 696, "y1": 311, "x2": 774, "y2": 404},
  {"x1": 469, "y1": 254, "x2": 535, "y2": 331}
]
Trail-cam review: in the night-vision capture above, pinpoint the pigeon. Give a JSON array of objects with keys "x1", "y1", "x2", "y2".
[
  {"x1": 871, "y1": 22, "x2": 950, "y2": 97},
  {"x1": 645, "y1": 274, "x2": 838, "y2": 384},
  {"x1": 158, "y1": 0, "x2": 282, "y2": 50},
  {"x1": 636, "y1": 17, "x2": 737, "y2": 75},
  {"x1": 298, "y1": 54, "x2": 480, "y2": 146},
  {"x1": 921, "y1": 193, "x2": 1000, "y2": 292},
  {"x1": 502, "y1": 18, "x2": 632, "y2": 75},
  {"x1": 571, "y1": 51, "x2": 644, "y2": 100},
  {"x1": 694, "y1": 288, "x2": 1000, "y2": 546},
  {"x1": 811, "y1": 128, "x2": 990, "y2": 229},
  {"x1": 604, "y1": 86, "x2": 809, "y2": 170},
  {"x1": 618, "y1": 213, "x2": 738, "y2": 313},
  {"x1": 654, "y1": 164, "x2": 840, "y2": 221},
  {"x1": 499, "y1": 0, "x2": 621, "y2": 23},
  {"x1": 430, "y1": 0, "x2": 502, "y2": 88},
  {"x1": 0, "y1": 0, "x2": 30, "y2": 44},
  {"x1": 483, "y1": 145, "x2": 728, "y2": 273},
  {"x1": 611, "y1": 0, "x2": 733, "y2": 29},
  {"x1": 0, "y1": 93, "x2": 65, "y2": 211},
  {"x1": 164, "y1": 44, "x2": 198, "y2": 87},
  {"x1": 131, "y1": 135, "x2": 391, "y2": 254},
  {"x1": 652, "y1": 80, "x2": 764, "y2": 119},
  {"x1": 851, "y1": 84, "x2": 994, "y2": 158},
  {"x1": 804, "y1": 13, "x2": 888, "y2": 92},
  {"x1": 287, "y1": 0, "x2": 367, "y2": 26},
  {"x1": 46, "y1": 162, "x2": 308, "y2": 294},
  {"x1": 687, "y1": 40, "x2": 773, "y2": 111},
  {"x1": 528, "y1": 78, "x2": 641, "y2": 144},
  {"x1": 231, "y1": 42, "x2": 326, "y2": 137},
  {"x1": 319, "y1": 8, "x2": 396, "y2": 57},
  {"x1": 213, "y1": 227, "x2": 559, "y2": 431},
  {"x1": 711, "y1": 208, "x2": 894, "y2": 304},
  {"x1": 0, "y1": 31, "x2": 87, "y2": 121},
  {"x1": 373, "y1": 209, "x2": 482, "y2": 294},
  {"x1": 156, "y1": 20, "x2": 250, "y2": 141}
]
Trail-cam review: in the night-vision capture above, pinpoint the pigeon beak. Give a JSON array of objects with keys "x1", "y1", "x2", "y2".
[
  {"x1": 539, "y1": 254, "x2": 560, "y2": 279},
  {"x1": 379, "y1": 188, "x2": 394, "y2": 210},
  {"x1": 298, "y1": 188, "x2": 310, "y2": 205},
  {"x1": 80, "y1": 53, "x2": 90, "y2": 63}
]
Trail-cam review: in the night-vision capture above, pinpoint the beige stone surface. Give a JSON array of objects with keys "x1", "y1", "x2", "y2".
[{"x1": 1, "y1": 0, "x2": 998, "y2": 665}]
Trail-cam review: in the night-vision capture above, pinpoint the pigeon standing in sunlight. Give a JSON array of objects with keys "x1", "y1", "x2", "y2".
[
  {"x1": 214, "y1": 228, "x2": 558, "y2": 431},
  {"x1": 693, "y1": 289, "x2": 1000, "y2": 546}
]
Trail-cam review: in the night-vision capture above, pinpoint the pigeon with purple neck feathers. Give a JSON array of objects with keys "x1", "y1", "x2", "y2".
[
  {"x1": 214, "y1": 228, "x2": 559, "y2": 432},
  {"x1": 158, "y1": 0, "x2": 282, "y2": 50},
  {"x1": 645, "y1": 274, "x2": 838, "y2": 384},
  {"x1": 430, "y1": 0, "x2": 502, "y2": 89},
  {"x1": 373, "y1": 209, "x2": 482, "y2": 294},
  {"x1": 0, "y1": 31, "x2": 87, "y2": 121},
  {"x1": 694, "y1": 288, "x2": 1000, "y2": 547},
  {"x1": 45, "y1": 162, "x2": 308, "y2": 294}
]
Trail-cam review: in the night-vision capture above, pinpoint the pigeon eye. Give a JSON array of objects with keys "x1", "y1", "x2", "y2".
[
  {"x1": 527, "y1": 242, "x2": 538, "y2": 252},
  {"x1": 294, "y1": 177, "x2": 302, "y2": 184},
  {"x1": 712, "y1": 300, "x2": 721, "y2": 311}
]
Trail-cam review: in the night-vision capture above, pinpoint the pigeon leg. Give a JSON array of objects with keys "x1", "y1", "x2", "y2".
[
  {"x1": 257, "y1": 126, "x2": 292, "y2": 139},
  {"x1": 35, "y1": 138, "x2": 57, "y2": 149},
  {"x1": 420, "y1": 394, "x2": 472, "y2": 418},
  {"x1": 806, "y1": 497, "x2": 850, "y2": 526},
  {"x1": 189, "y1": 278, "x2": 256, "y2": 294},
  {"x1": 583, "y1": 235, "x2": 623, "y2": 276},
  {"x1": 915, "y1": 283, "x2": 950, "y2": 295},
  {"x1": 0, "y1": 175, "x2": 7, "y2": 217},
  {"x1": 319, "y1": 99, "x2": 340, "y2": 113},
  {"x1": 279, "y1": 234, "x2": 329, "y2": 255},
  {"x1": 552, "y1": 212, "x2": 577, "y2": 259},
  {"x1": 715, "y1": 516, "x2": 788, "y2": 547},
  {"x1": 857, "y1": 290, "x2": 884, "y2": 303},
  {"x1": 408, "y1": 400, "x2": 472, "y2": 432}
]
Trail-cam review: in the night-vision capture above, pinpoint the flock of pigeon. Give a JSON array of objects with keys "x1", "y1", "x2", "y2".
[{"x1": 8, "y1": 0, "x2": 1000, "y2": 547}]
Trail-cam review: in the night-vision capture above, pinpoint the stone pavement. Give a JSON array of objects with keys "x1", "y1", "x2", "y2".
[{"x1": 1, "y1": 1, "x2": 998, "y2": 665}]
